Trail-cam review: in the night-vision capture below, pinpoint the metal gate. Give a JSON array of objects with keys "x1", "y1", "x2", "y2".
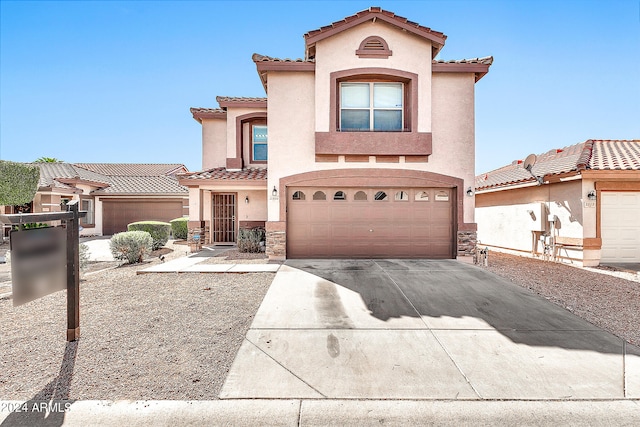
[{"x1": 211, "y1": 193, "x2": 236, "y2": 243}]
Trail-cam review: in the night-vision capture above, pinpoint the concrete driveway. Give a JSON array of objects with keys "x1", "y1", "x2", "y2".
[{"x1": 221, "y1": 259, "x2": 640, "y2": 400}]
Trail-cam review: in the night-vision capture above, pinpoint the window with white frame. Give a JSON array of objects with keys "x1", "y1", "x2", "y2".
[
  {"x1": 252, "y1": 125, "x2": 268, "y2": 162},
  {"x1": 340, "y1": 82, "x2": 403, "y2": 131},
  {"x1": 80, "y1": 197, "x2": 94, "y2": 226}
]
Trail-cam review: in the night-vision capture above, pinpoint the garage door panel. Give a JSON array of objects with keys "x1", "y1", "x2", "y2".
[
  {"x1": 287, "y1": 187, "x2": 454, "y2": 259},
  {"x1": 601, "y1": 192, "x2": 640, "y2": 263},
  {"x1": 103, "y1": 200, "x2": 183, "y2": 235}
]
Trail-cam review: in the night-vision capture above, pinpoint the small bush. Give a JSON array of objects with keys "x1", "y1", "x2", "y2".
[
  {"x1": 109, "y1": 231, "x2": 153, "y2": 264},
  {"x1": 170, "y1": 217, "x2": 188, "y2": 240},
  {"x1": 79, "y1": 243, "x2": 90, "y2": 271},
  {"x1": 127, "y1": 221, "x2": 171, "y2": 250},
  {"x1": 237, "y1": 227, "x2": 265, "y2": 253}
]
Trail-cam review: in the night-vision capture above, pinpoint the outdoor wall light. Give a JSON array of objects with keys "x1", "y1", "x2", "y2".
[
  {"x1": 466, "y1": 187, "x2": 474, "y2": 197},
  {"x1": 587, "y1": 190, "x2": 596, "y2": 201},
  {"x1": 245, "y1": 196, "x2": 249, "y2": 204},
  {"x1": 272, "y1": 186, "x2": 278, "y2": 197}
]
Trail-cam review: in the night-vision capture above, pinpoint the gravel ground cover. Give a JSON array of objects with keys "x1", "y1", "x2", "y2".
[
  {"x1": 480, "y1": 252, "x2": 640, "y2": 346},
  {"x1": 200, "y1": 249, "x2": 269, "y2": 265},
  {"x1": 0, "y1": 248, "x2": 274, "y2": 400}
]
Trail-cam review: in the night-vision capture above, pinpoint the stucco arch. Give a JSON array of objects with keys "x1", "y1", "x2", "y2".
[{"x1": 278, "y1": 168, "x2": 466, "y2": 228}]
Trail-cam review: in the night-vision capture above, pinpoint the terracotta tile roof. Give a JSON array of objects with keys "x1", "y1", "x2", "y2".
[
  {"x1": 476, "y1": 140, "x2": 640, "y2": 190},
  {"x1": 34, "y1": 163, "x2": 110, "y2": 189},
  {"x1": 74, "y1": 163, "x2": 186, "y2": 176},
  {"x1": 304, "y1": 7, "x2": 447, "y2": 53},
  {"x1": 190, "y1": 107, "x2": 227, "y2": 122},
  {"x1": 252, "y1": 53, "x2": 314, "y2": 64},
  {"x1": 182, "y1": 167, "x2": 267, "y2": 181},
  {"x1": 433, "y1": 57, "x2": 494, "y2": 65},
  {"x1": 215, "y1": 96, "x2": 267, "y2": 104},
  {"x1": 589, "y1": 140, "x2": 640, "y2": 170},
  {"x1": 190, "y1": 107, "x2": 225, "y2": 114},
  {"x1": 432, "y1": 57, "x2": 494, "y2": 82},
  {"x1": 91, "y1": 176, "x2": 187, "y2": 195},
  {"x1": 31, "y1": 163, "x2": 189, "y2": 195}
]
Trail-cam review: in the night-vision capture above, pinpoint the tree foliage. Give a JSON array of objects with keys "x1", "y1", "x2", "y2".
[
  {"x1": 0, "y1": 161, "x2": 40, "y2": 206},
  {"x1": 34, "y1": 157, "x2": 62, "y2": 163}
]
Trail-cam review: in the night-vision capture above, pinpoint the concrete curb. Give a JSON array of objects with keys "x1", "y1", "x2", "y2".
[{"x1": 1, "y1": 399, "x2": 639, "y2": 426}]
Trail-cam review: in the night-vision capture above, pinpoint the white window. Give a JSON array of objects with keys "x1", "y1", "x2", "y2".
[
  {"x1": 252, "y1": 125, "x2": 268, "y2": 162},
  {"x1": 80, "y1": 198, "x2": 94, "y2": 225},
  {"x1": 340, "y1": 82, "x2": 403, "y2": 131}
]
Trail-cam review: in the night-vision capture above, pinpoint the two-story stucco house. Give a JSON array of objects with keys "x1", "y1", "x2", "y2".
[{"x1": 179, "y1": 7, "x2": 492, "y2": 261}]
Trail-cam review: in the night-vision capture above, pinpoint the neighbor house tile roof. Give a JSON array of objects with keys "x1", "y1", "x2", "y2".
[
  {"x1": 35, "y1": 163, "x2": 110, "y2": 189},
  {"x1": 476, "y1": 140, "x2": 640, "y2": 190},
  {"x1": 91, "y1": 176, "x2": 187, "y2": 195},
  {"x1": 182, "y1": 167, "x2": 267, "y2": 181},
  {"x1": 30, "y1": 162, "x2": 188, "y2": 195},
  {"x1": 73, "y1": 163, "x2": 186, "y2": 176}
]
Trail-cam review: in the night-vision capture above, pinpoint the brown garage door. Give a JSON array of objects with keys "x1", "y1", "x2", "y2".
[
  {"x1": 287, "y1": 187, "x2": 454, "y2": 258},
  {"x1": 102, "y1": 199, "x2": 184, "y2": 235}
]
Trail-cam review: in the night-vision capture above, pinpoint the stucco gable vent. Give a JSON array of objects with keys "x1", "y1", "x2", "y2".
[{"x1": 356, "y1": 36, "x2": 392, "y2": 58}]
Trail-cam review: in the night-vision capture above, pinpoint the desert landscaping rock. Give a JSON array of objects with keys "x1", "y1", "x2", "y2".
[
  {"x1": 0, "y1": 252, "x2": 274, "y2": 400},
  {"x1": 481, "y1": 252, "x2": 640, "y2": 346}
]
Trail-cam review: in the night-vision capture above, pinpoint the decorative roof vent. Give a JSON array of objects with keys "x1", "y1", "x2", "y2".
[{"x1": 356, "y1": 36, "x2": 392, "y2": 58}]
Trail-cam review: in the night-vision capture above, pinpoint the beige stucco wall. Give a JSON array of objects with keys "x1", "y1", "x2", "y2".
[
  {"x1": 314, "y1": 21, "x2": 433, "y2": 133},
  {"x1": 476, "y1": 180, "x2": 590, "y2": 263},
  {"x1": 431, "y1": 73, "x2": 476, "y2": 223},
  {"x1": 224, "y1": 107, "x2": 267, "y2": 168},
  {"x1": 266, "y1": 71, "x2": 478, "y2": 223},
  {"x1": 202, "y1": 118, "x2": 227, "y2": 170}
]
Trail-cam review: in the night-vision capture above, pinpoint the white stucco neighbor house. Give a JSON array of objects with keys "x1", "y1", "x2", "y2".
[
  {"x1": 179, "y1": 7, "x2": 493, "y2": 260},
  {"x1": 475, "y1": 139, "x2": 640, "y2": 266}
]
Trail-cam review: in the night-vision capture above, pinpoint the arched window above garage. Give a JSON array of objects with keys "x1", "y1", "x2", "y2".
[{"x1": 313, "y1": 191, "x2": 327, "y2": 201}]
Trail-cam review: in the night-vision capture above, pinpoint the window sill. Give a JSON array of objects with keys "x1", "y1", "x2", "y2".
[{"x1": 315, "y1": 131, "x2": 432, "y2": 156}]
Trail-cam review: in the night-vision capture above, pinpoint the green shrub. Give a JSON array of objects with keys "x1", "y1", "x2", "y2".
[
  {"x1": 109, "y1": 231, "x2": 153, "y2": 264},
  {"x1": 12, "y1": 222, "x2": 48, "y2": 231},
  {"x1": 79, "y1": 243, "x2": 90, "y2": 271},
  {"x1": 127, "y1": 221, "x2": 171, "y2": 250},
  {"x1": 237, "y1": 227, "x2": 265, "y2": 253},
  {"x1": 169, "y1": 217, "x2": 188, "y2": 240}
]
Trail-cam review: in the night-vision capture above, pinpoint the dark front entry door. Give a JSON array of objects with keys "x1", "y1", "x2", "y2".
[{"x1": 212, "y1": 193, "x2": 236, "y2": 243}]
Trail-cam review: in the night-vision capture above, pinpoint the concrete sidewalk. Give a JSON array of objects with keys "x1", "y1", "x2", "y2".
[
  {"x1": 1, "y1": 399, "x2": 638, "y2": 426},
  {"x1": 137, "y1": 255, "x2": 280, "y2": 274}
]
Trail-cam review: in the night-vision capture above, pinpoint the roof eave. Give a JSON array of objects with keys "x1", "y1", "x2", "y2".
[
  {"x1": 190, "y1": 108, "x2": 227, "y2": 123},
  {"x1": 304, "y1": 11, "x2": 446, "y2": 59},
  {"x1": 432, "y1": 60, "x2": 493, "y2": 82}
]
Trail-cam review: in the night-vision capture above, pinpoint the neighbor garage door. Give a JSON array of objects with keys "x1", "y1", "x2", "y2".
[
  {"x1": 601, "y1": 192, "x2": 640, "y2": 263},
  {"x1": 287, "y1": 187, "x2": 454, "y2": 258},
  {"x1": 102, "y1": 199, "x2": 184, "y2": 236}
]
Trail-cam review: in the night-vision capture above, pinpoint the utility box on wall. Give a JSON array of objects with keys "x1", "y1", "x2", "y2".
[{"x1": 528, "y1": 202, "x2": 547, "y2": 232}]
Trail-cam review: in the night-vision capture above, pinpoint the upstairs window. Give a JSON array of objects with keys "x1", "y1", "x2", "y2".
[
  {"x1": 340, "y1": 82, "x2": 403, "y2": 131},
  {"x1": 252, "y1": 125, "x2": 268, "y2": 162}
]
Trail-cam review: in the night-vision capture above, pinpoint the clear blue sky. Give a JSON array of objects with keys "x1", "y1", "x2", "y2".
[{"x1": 1, "y1": 0, "x2": 638, "y2": 174}]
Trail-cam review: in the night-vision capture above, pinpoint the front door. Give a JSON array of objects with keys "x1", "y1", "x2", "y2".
[{"x1": 212, "y1": 193, "x2": 237, "y2": 243}]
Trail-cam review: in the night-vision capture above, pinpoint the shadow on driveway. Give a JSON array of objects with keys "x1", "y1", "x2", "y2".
[{"x1": 284, "y1": 259, "x2": 637, "y2": 355}]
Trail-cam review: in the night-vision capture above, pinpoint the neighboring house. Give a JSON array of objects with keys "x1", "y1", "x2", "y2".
[
  {"x1": 1, "y1": 163, "x2": 188, "y2": 236},
  {"x1": 180, "y1": 7, "x2": 492, "y2": 260},
  {"x1": 475, "y1": 140, "x2": 640, "y2": 266}
]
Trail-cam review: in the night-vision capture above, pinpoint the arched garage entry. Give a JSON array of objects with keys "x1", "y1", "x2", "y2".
[{"x1": 279, "y1": 169, "x2": 466, "y2": 259}]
